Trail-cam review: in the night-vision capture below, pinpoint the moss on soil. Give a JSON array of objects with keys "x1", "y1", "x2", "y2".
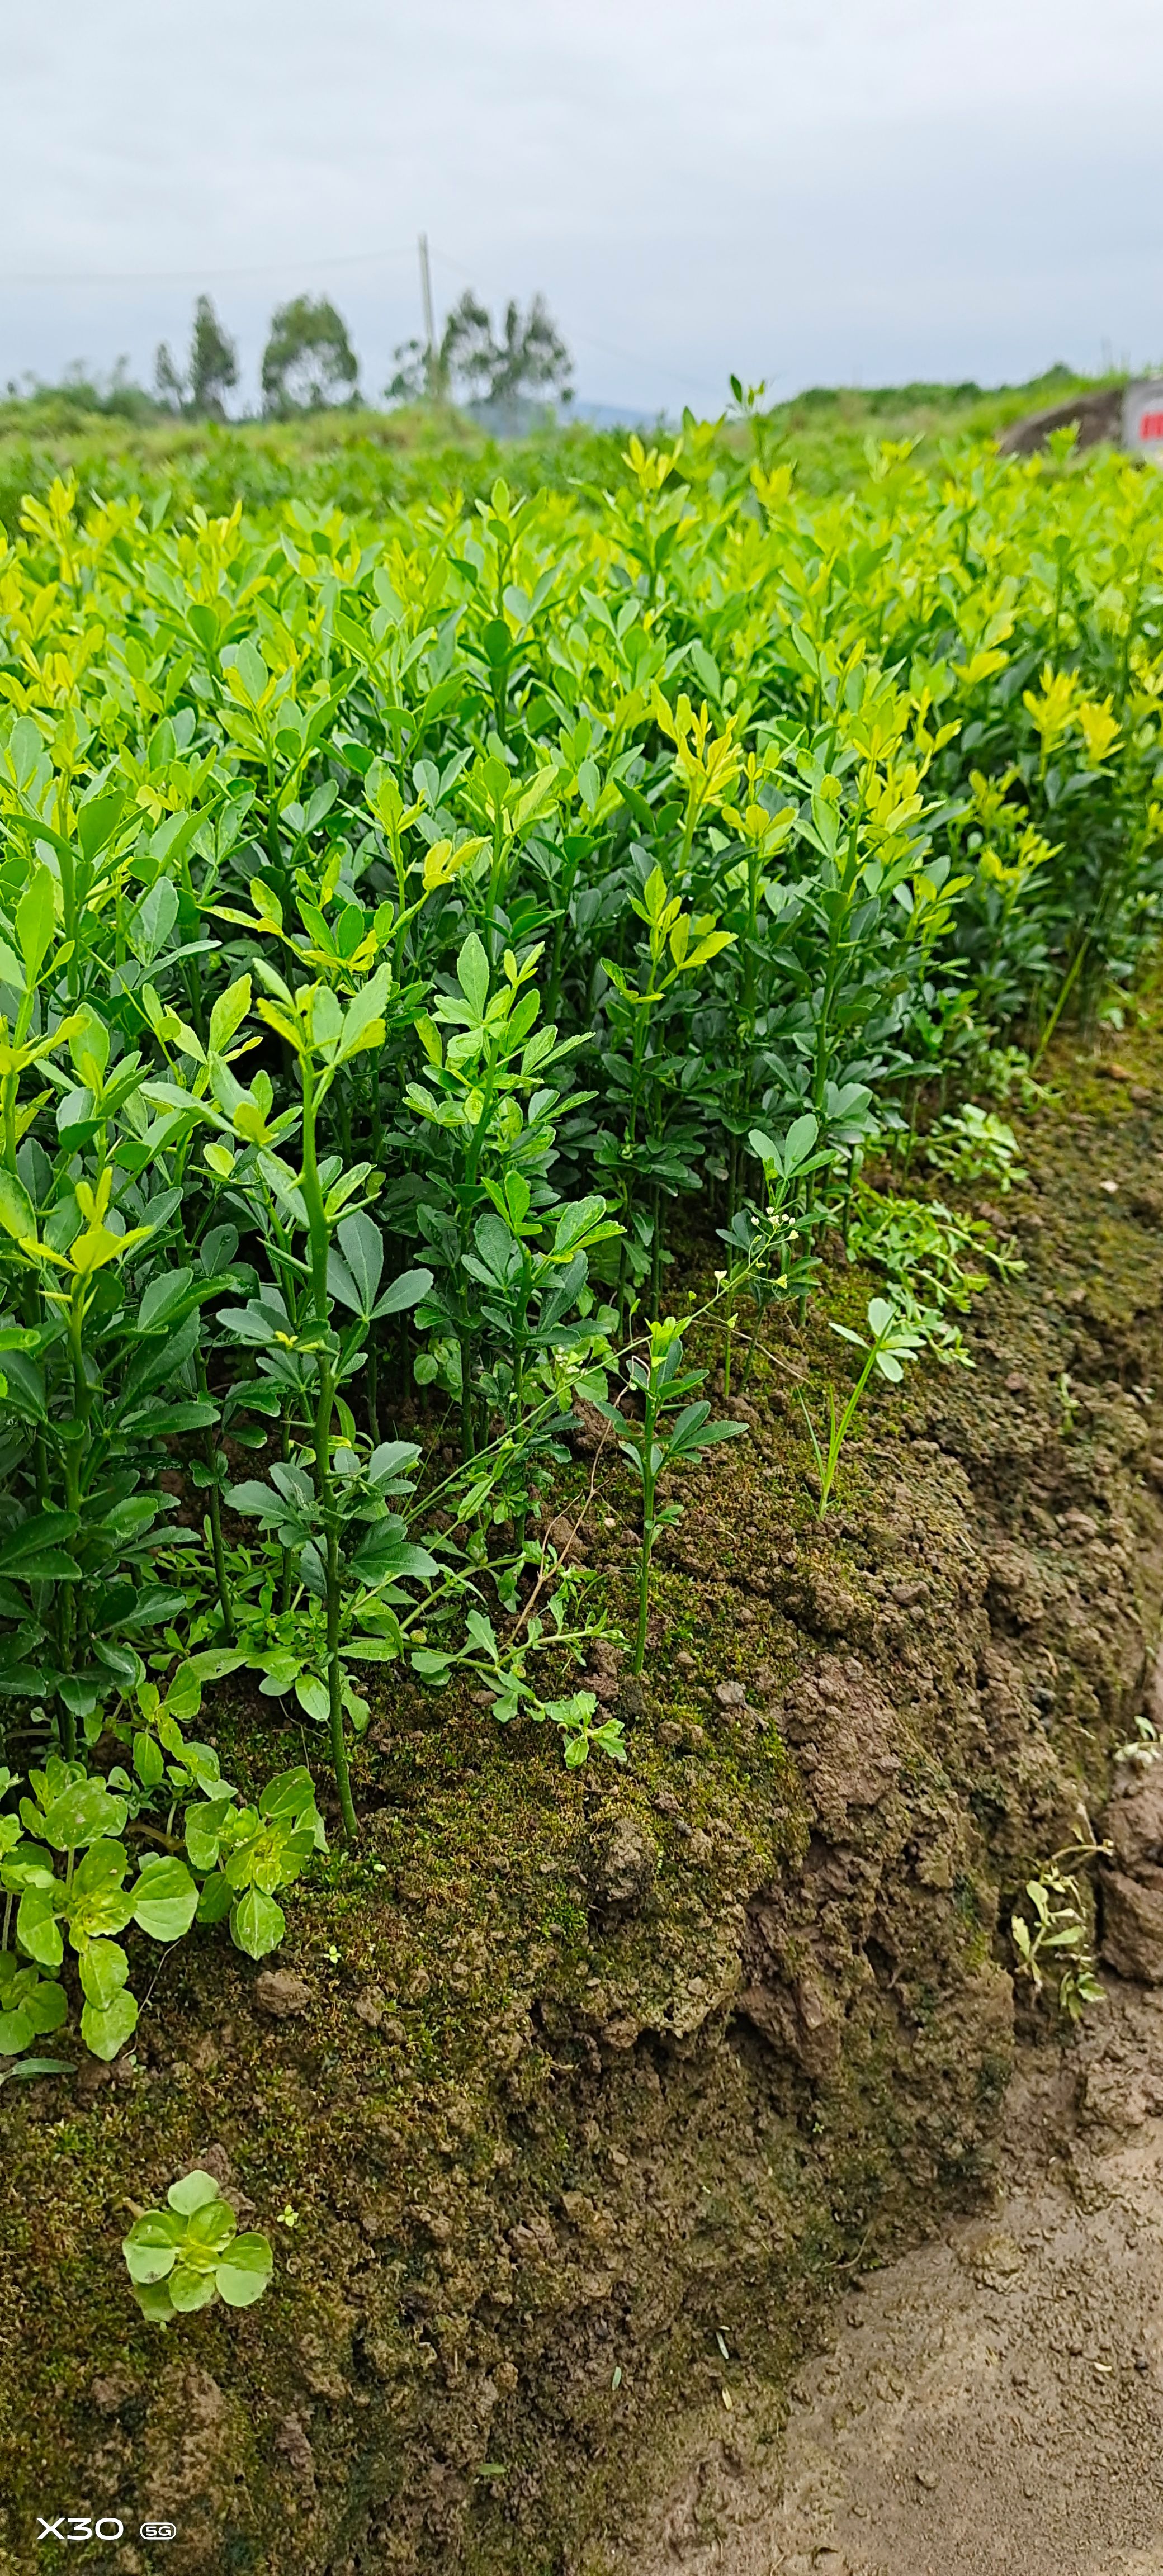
[{"x1": 6, "y1": 1002, "x2": 1163, "y2": 2574}]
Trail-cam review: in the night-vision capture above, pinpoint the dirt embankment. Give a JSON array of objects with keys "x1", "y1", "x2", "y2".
[
  {"x1": 6, "y1": 1035, "x2": 1163, "y2": 2576},
  {"x1": 628, "y1": 1966, "x2": 1163, "y2": 2576}
]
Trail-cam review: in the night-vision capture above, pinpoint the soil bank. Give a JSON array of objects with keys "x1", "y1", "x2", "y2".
[
  {"x1": 6, "y1": 1016, "x2": 1163, "y2": 2576},
  {"x1": 629, "y1": 1966, "x2": 1163, "y2": 2576}
]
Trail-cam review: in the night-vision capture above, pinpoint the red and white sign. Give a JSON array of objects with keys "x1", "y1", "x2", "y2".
[{"x1": 1123, "y1": 380, "x2": 1163, "y2": 458}]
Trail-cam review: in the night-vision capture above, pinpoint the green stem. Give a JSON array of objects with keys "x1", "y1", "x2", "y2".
[
  {"x1": 632, "y1": 1384, "x2": 660, "y2": 1675},
  {"x1": 1033, "y1": 930, "x2": 1090, "y2": 1069},
  {"x1": 367, "y1": 1334, "x2": 380, "y2": 1445},
  {"x1": 817, "y1": 1345, "x2": 878, "y2": 1517},
  {"x1": 633, "y1": 1504, "x2": 654, "y2": 1676},
  {"x1": 56, "y1": 1286, "x2": 97, "y2": 1760},
  {"x1": 197, "y1": 1351, "x2": 235, "y2": 1642},
  {"x1": 299, "y1": 1055, "x2": 357, "y2": 1840},
  {"x1": 316, "y1": 1354, "x2": 356, "y2": 1843}
]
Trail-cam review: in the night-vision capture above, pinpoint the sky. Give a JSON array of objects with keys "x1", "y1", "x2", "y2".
[{"x1": 2, "y1": 0, "x2": 1162, "y2": 416}]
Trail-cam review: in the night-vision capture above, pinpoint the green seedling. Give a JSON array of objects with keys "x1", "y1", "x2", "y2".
[
  {"x1": 924, "y1": 1103, "x2": 1025, "y2": 1192},
  {"x1": 595, "y1": 1318, "x2": 745, "y2": 1674},
  {"x1": 122, "y1": 2169, "x2": 273, "y2": 2323},
  {"x1": 413, "y1": 1603, "x2": 627, "y2": 1767},
  {"x1": 1011, "y1": 1844, "x2": 1107, "y2": 2023},
  {"x1": 801, "y1": 1297, "x2": 924, "y2": 1517},
  {"x1": 848, "y1": 1181, "x2": 1024, "y2": 1359}
]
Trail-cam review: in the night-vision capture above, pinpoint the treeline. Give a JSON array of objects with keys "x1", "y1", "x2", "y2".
[{"x1": 2, "y1": 288, "x2": 575, "y2": 427}]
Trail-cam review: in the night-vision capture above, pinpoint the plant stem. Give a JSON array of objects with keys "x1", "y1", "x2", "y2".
[
  {"x1": 197, "y1": 1349, "x2": 234, "y2": 1643},
  {"x1": 816, "y1": 1348, "x2": 877, "y2": 1516},
  {"x1": 1033, "y1": 930, "x2": 1090, "y2": 1068},
  {"x1": 299, "y1": 1052, "x2": 357, "y2": 1839},
  {"x1": 633, "y1": 1505, "x2": 654, "y2": 1676},
  {"x1": 632, "y1": 1380, "x2": 660, "y2": 1675},
  {"x1": 316, "y1": 1353, "x2": 356, "y2": 1842}
]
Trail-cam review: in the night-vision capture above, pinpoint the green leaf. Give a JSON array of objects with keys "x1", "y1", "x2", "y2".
[
  {"x1": 71, "y1": 1835, "x2": 130, "y2": 1893},
  {"x1": 341, "y1": 1633, "x2": 401, "y2": 1664},
  {"x1": 196, "y1": 1869, "x2": 235, "y2": 1925},
  {"x1": 456, "y1": 932, "x2": 490, "y2": 1018},
  {"x1": 337, "y1": 963, "x2": 391, "y2": 1059},
  {"x1": 216, "y1": 2232, "x2": 273, "y2": 2307},
  {"x1": 14, "y1": 1886, "x2": 64, "y2": 1971},
  {"x1": 26, "y1": 1976, "x2": 68, "y2": 2035},
  {"x1": 293, "y1": 1674, "x2": 330, "y2": 1723},
  {"x1": 784, "y1": 1111, "x2": 820, "y2": 1168},
  {"x1": 167, "y1": 2168, "x2": 223, "y2": 2217},
  {"x1": 185, "y1": 1800, "x2": 231, "y2": 1873},
  {"x1": 0, "y1": 1167, "x2": 36, "y2": 1246},
  {"x1": 209, "y1": 974, "x2": 252, "y2": 1055},
  {"x1": 351, "y1": 1530, "x2": 438, "y2": 1585},
  {"x1": 328, "y1": 1208, "x2": 384, "y2": 1314},
  {"x1": 133, "y1": 1732, "x2": 166, "y2": 1792},
  {"x1": 0, "y1": 1508, "x2": 80, "y2": 1580},
  {"x1": 132, "y1": 1855, "x2": 200, "y2": 1943},
  {"x1": 0, "y1": 1962, "x2": 67, "y2": 2052},
  {"x1": 78, "y1": 1940, "x2": 130, "y2": 2010},
  {"x1": 33, "y1": 1775, "x2": 127, "y2": 1852},
  {"x1": 225, "y1": 1480, "x2": 281, "y2": 1521},
  {"x1": 123, "y1": 2213, "x2": 180, "y2": 2283},
  {"x1": 257, "y1": 1766, "x2": 319, "y2": 1823},
  {"x1": 186, "y1": 1647, "x2": 248, "y2": 1684},
  {"x1": 187, "y1": 2195, "x2": 237, "y2": 2252},
  {"x1": 15, "y1": 865, "x2": 55, "y2": 982},
  {"x1": 75, "y1": 790, "x2": 126, "y2": 861},
  {"x1": 168, "y1": 2264, "x2": 218, "y2": 2313},
  {"x1": 81, "y1": 1987, "x2": 138, "y2": 2061},
  {"x1": 374, "y1": 1264, "x2": 433, "y2": 1318},
  {"x1": 131, "y1": 2277, "x2": 177, "y2": 2323},
  {"x1": 230, "y1": 1886, "x2": 286, "y2": 1959}
]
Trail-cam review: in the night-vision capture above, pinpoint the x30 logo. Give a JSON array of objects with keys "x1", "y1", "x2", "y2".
[{"x1": 36, "y1": 2520, "x2": 125, "y2": 2542}]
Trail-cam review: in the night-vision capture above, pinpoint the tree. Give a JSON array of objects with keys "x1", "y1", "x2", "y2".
[
  {"x1": 385, "y1": 291, "x2": 572, "y2": 411},
  {"x1": 190, "y1": 296, "x2": 239, "y2": 418},
  {"x1": 440, "y1": 292, "x2": 500, "y2": 399},
  {"x1": 154, "y1": 342, "x2": 186, "y2": 415},
  {"x1": 261, "y1": 297, "x2": 359, "y2": 416},
  {"x1": 153, "y1": 296, "x2": 239, "y2": 420},
  {"x1": 485, "y1": 297, "x2": 573, "y2": 406},
  {"x1": 386, "y1": 291, "x2": 491, "y2": 406}
]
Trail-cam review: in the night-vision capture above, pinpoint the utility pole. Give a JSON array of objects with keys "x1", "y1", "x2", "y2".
[{"x1": 418, "y1": 233, "x2": 436, "y2": 399}]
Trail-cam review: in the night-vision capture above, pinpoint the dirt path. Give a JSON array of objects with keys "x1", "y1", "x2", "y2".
[{"x1": 636, "y1": 1977, "x2": 1163, "y2": 2576}]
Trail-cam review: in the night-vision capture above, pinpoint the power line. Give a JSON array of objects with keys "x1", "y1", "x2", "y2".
[
  {"x1": 427, "y1": 240, "x2": 722, "y2": 404},
  {"x1": 0, "y1": 230, "x2": 722, "y2": 406},
  {"x1": 0, "y1": 246, "x2": 417, "y2": 290}
]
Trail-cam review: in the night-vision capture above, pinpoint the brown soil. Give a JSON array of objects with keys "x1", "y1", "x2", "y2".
[
  {"x1": 995, "y1": 385, "x2": 1123, "y2": 457},
  {"x1": 625, "y1": 1957, "x2": 1163, "y2": 2576},
  {"x1": 6, "y1": 1024, "x2": 1163, "y2": 2576}
]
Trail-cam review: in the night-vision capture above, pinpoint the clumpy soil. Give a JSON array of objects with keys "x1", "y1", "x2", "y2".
[
  {"x1": 627, "y1": 1969, "x2": 1163, "y2": 2576},
  {"x1": 7, "y1": 1021, "x2": 1163, "y2": 2576}
]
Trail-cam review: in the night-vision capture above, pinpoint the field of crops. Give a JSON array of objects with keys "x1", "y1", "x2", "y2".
[{"x1": 1, "y1": 412, "x2": 1161, "y2": 2108}]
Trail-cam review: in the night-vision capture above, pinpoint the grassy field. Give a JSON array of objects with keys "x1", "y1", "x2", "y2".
[{"x1": 0, "y1": 363, "x2": 1125, "y2": 531}]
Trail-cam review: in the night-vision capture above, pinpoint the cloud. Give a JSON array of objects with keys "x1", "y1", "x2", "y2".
[{"x1": 1, "y1": 0, "x2": 1160, "y2": 407}]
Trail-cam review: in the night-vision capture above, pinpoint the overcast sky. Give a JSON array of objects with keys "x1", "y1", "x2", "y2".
[{"x1": 2, "y1": 0, "x2": 1161, "y2": 414}]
